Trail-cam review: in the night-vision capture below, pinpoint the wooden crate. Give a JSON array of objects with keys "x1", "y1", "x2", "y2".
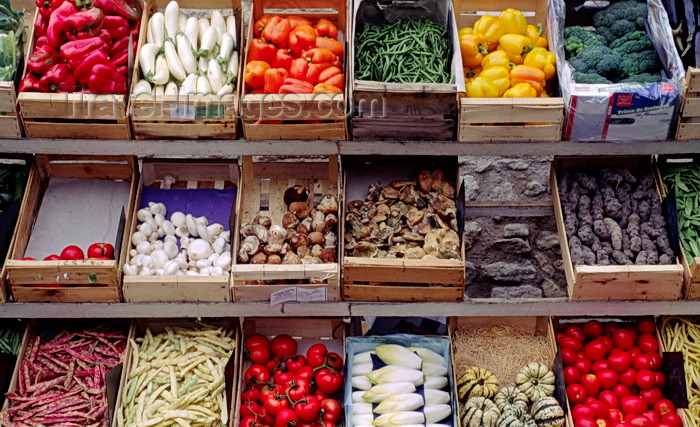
[
  {"x1": 676, "y1": 67, "x2": 700, "y2": 141},
  {"x1": 113, "y1": 318, "x2": 239, "y2": 426},
  {"x1": 17, "y1": 11, "x2": 131, "y2": 139},
  {"x1": 3, "y1": 155, "x2": 138, "y2": 302},
  {"x1": 240, "y1": 0, "x2": 349, "y2": 140},
  {"x1": 122, "y1": 159, "x2": 239, "y2": 302},
  {"x1": 341, "y1": 156, "x2": 465, "y2": 302},
  {"x1": 129, "y1": 0, "x2": 243, "y2": 140},
  {"x1": 231, "y1": 156, "x2": 341, "y2": 302},
  {"x1": 350, "y1": 0, "x2": 463, "y2": 141},
  {"x1": 551, "y1": 156, "x2": 684, "y2": 300},
  {"x1": 454, "y1": 0, "x2": 564, "y2": 142}
]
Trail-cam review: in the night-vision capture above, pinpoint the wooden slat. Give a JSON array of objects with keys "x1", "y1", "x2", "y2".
[
  {"x1": 551, "y1": 163, "x2": 577, "y2": 298},
  {"x1": 343, "y1": 258, "x2": 465, "y2": 285},
  {"x1": 10, "y1": 285, "x2": 120, "y2": 302},
  {"x1": 675, "y1": 123, "x2": 700, "y2": 141},
  {"x1": 130, "y1": 95, "x2": 237, "y2": 119},
  {"x1": 122, "y1": 276, "x2": 231, "y2": 302},
  {"x1": 461, "y1": 98, "x2": 565, "y2": 123},
  {"x1": 5, "y1": 260, "x2": 118, "y2": 286},
  {"x1": 686, "y1": 67, "x2": 700, "y2": 93},
  {"x1": 231, "y1": 264, "x2": 338, "y2": 281},
  {"x1": 354, "y1": 80, "x2": 457, "y2": 94},
  {"x1": 243, "y1": 121, "x2": 347, "y2": 140},
  {"x1": 0, "y1": 81, "x2": 17, "y2": 112},
  {"x1": 19, "y1": 93, "x2": 127, "y2": 120},
  {"x1": 352, "y1": 119, "x2": 455, "y2": 141},
  {"x1": 0, "y1": 115, "x2": 22, "y2": 138},
  {"x1": 22, "y1": 121, "x2": 131, "y2": 139},
  {"x1": 343, "y1": 283, "x2": 463, "y2": 302},
  {"x1": 572, "y1": 265, "x2": 684, "y2": 300},
  {"x1": 233, "y1": 283, "x2": 341, "y2": 302},
  {"x1": 682, "y1": 98, "x2": 700, "y2": 117},
  {"x1": 460, "y1": 124, "x2": 562, "y2": 142},
  {"x1": 243, "y1": 317, "x2": 345, "y2": 340},
  {"x1": 240, "y1": 94, "x2": 346, "y2": 121},
  {"x1": 131, "y1": 121, "x2": 238, "y2": 140}
]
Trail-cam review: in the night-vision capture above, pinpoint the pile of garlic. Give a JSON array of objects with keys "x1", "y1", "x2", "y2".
[{"x1": 123, "y1": 201, "x2": 232, "y2": 277}]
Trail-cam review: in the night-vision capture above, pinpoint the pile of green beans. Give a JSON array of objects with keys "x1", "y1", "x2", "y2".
[
  {"x1": 0, "y1": 324, "x2": 22, "y2": 355},
  {"x1": 662, "y1": 164, "x2": 700, "y2": 259},
  {"x1": 354, "y1": 18, "x2": 453, "y2": 84}
]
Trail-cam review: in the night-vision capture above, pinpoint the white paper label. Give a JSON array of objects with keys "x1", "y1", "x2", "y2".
[
  {"x1": 270, "y1": 287, "x2": 328, "y2": 306},
  {"x1": 270, "y1": 287, "x2": 298, "y2": 306},
  {"x1": 170, "y1": 104, "x2": 195, "y2": 119}
]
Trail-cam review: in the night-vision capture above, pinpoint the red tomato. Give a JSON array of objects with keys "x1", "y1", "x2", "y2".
[
  {"x1": 628, "y1": 347, "x2": 642, "y2": 359},
  {"x1": 604, "y1": 322, "x2": 620, "y2": 336},
  {"x1": 562, "y1": 347, "x2": 579, "y2": 365},
  {"x1": 315, "y1": 368, "x2": 344, "y2": 394},
  {"x1": 626, "y1": 415, "x2": 654, "y2": 427},
  {"x1": 621, "y1": 396, "x2": 647, "y2": 415},
  {"x1": 325, "y1": 352, "x2": 343, "y2": 370},
  {"x1": 654, "y1": 372, "x2": 665, "y2": 388},
  {"x1": 572, "y1": 404, "x2": 598, "y2": 420},
  {"x1": 275, "y1": 408, "x2": 300, "y2": 427},
  {"x1": 245, "y1": 364, "x2": 271, "y2": 386},
  {"x1": 43, "y1": 254, "x2": 61, "y2": 260},
  {"x1": 306, "y1": 343, "x2": 328, "y2": 368},
  {"x1": 586, "y1": 399, "x2": 610, "y2": 419},
  {"x1": 654, "y1": 399, "x2": 676, "y2": 416},
  {"x1": 633, "y1": 353, "x2": 662, "y2": 371},
  {"x1": 567, "y1": 384, "x2": 587, "y2": 405},
  {"x1": 595, "y1": 419, "x2": 611, "y2": 427},
  {"x1": 608, "y1": 352, "x2": 633, "y2": 373},
  {"x1": 320, "y1": 398, "x2": 342, "y2": 423},
  {"x1": 599, "y1": 390, "x2": 620, "y2": 409},
  {"x1": 598, "y1": 336, "x2": 614, "y2": 351},
  {"x1": 661, "y1": 413, "x2": 683, "y2": 427},
  {"x1": 242, "y1": 388, "x2": 260, "y2": 403},
  {"x1": 636, "y1": 334, "x2": 659, "y2": 353},
  {"x1": 583, "y1": 320, "x2": 604, "y2": 338},
  {"x1": 60, "y1": 245, "x2": 85, "y2": 260},
  {"x1": 642, "y1": 410, "x2": 661, "y2": 425},
  {"x1": 581, "y1": 373, "x2": 601, "y2": 397},
  {"x1": 271, "y1": 334, "x2": 298, "y2": 359},
  {"x1": 585, "y1": 339, "x2": 609, "y2": 362},
  {"x1": 87, "y1": 242, "x2": 114, "y2": 259},
  {"x1": 259, "y1": 385, "x2": 276, "y2": 402},
  {"x1": 635, "y1": 318, "x2": 656, "y2": 335},
  {"x1": 241, "y1": 401, "x2": 262, "y2": 418},
  {"x1": 638, "y1": 387, "x2": 663, "y2": 407},
  {"x1": 263, "y1": 394, "x2": 290, "y2": 416},
  {"x1": 250, "y1": 346, "x2": 271, "y2": 365},
  {"x1": 609, "y1": 408, "x2": 624, "y2": 423},
  {"x1": 612, "y1": 384, "x2": 632, "y2": 399},
  {"x1": 294, "y1": 397, "x2": 321, "y2": 422},
  {"x1": 567, "y1": 325, "x2": 586, "y2": 342},
  {"x1": 285, "y1": 354, "x2": 307, "y2": 372},
  {"x1": 619, "y1": 369, "x2": 637, "y2": 388},
  {"x1": 564, "y1": 366, "x2": 581, "y2": 384},
  {"x1": 265, "y1": 359, "x2": 278, "y2": 372},
  {"x1": 288, "y1": 378, "x2": 312, "y2": 401},
  {"x1": 575, "y1": 357, "x2": 593, "y2": 374},
  {"x1": 246, "y1": 333, "x2": 271, "y2": 351},
  {"x1": 593, "y1": 360, "x2": 611, "y2": 373},
  {"x1": 242, "y1": 415, "x2": 262, "y2": 427},
  {"x1": 313, "y1": 389, "x2": 328, "y2": 402},
  {"x1": 613, "y1": 329, "x2": 637, "y2": 351},
  {"x1": 635, "y1": 369, "x2": 656, "y2": 389},
  {"x1": 575, "y1": 417, "x2": 598, "y2": 427},
  {"x1": 321, "y1": 422, "x2": 337, "y2": 427},
  {"x1": 560, "y1": 335, "x2": 584, "y2": 351},
  {"x1": 273, "y1": 369, "x2": 294, "y2": 385},
  {"x1": 598, "y1": 369, "x2": 619, "y2": 389},
  {"x1": 295, "y1": 366, "x2": 314, "y2": 382}
]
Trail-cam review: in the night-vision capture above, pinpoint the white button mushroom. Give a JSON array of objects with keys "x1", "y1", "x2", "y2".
[{"x1": 170, "y1": 211, "x2": 186, "y2": 228}]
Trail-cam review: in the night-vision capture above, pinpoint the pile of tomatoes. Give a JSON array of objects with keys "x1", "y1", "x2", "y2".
[
  {"x1": 560, "y1": 318, "x2": 682, "y2": 427},
  {"x1": 240, "y1": 333, "x2": 344, "y2": 427}
]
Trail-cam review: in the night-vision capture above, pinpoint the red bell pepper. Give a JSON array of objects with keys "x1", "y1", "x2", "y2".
[
  {"x1": 93, "y1": 0, "x2": 138, "y2": 20},
  {"x1": 19, "y1": 72, "x2": 42, "y2": 92},
  {"x1": 39, "y1": 63, "x2": 76, "y2": 92},
  {"x1": 34, "y1": 14, "x2": 48, "y2": 37},
  {"x1": 253, "y1": 15, "x2": 272, "y2": 37},
  {"x1": 47, "y1": 1, "x2": 78, "y2": 47},
  {"x1": 64, "y1": 7, "x2": 104, "y2": 39},
  {"x1": 288, "y1": 24, "x2": 316, "y2": 57},
  {"x1": 35, "y1": 36, "x2": 49, "y2": 48},
  {"x1": 318, "y1": 66, "x2": 344, "y2": 90},
  {"x1": 288, "y1": 16, "x2": 312, "y2": 30},
  {"x1": 60, "y1": 36, "x2": 108, "y2": 69},
  {"x1": 108, "y1": 34, "x2": 128, "y2": 55},
  {"x1": 72, "y1": 49, "x2": 110, "y2": 86},
  {"x1": 102, "y1": 14, "x2": 128, "y2": 39},
  {"x1": 111, "y1": 48, "x2": 128, "y2": 66},
  {"x1": 247, "y1": 38, "x2": 275, "y2": 64},
  {"x1": 27, "y1": 44, "x2": 61, "y2": 74},
  {"x1": 116, "y1": 65, "x2": 128, "y2": 76},
  {"x1": 271, "y1": 48, "x2": 293, "y2": 70},
  {"x1": 93, "y1": 28, "x2": 111, "y2": 46},
  {"x1": 263, "y1": 68, "x2": 288, "y2": 93},
  {"x1": 313, "y1": 83, "x2": 342, "y2": 94},
  {"x1": 36, "y1": 0, "x2": 58, "y2": 19},
  {"x1": 314, "y1": 18, "x2": 338, "y2": 39},
  {"x1": 279, "y1": 77, "x2": 313, "y2": 94},
  {"x1": 302, "y1": 48, "x2": 335, "y2": 72},
  {"x1": 289, "y1": 57, "x2": 318, "y2": 84},
  {"x1": 88, "y1": 63, "x2": 126, "y2": 93},
  {"x1": 315, "y1": 37, "x2": 343, "y2": 61},
  {"x1": 261, "y1": 16, "x2": 291, "y2": 48}
]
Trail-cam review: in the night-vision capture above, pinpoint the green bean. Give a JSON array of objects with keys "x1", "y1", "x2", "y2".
[{"x1": 662, "y1": 163, "x2": 700, "y2": 259}]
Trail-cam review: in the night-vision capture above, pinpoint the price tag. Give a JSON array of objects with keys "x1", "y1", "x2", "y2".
[
  {"x1": 170, "y1": 104, "x2": 196, "y2": 120},
  {"x1": 196, "y1": 104, "x2": 224, "y2": 119},
  {"x1": 270, "y1": 287, "x2": 298, "y2": 306},
  {"x1": 297, "y1": 287, "x2": 327, "y2": 302}
]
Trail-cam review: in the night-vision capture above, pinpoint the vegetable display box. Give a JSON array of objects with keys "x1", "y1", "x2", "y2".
[
  {"x1": 454, "y1": 0, "x2": 565, "y2": 142},
  {"x1": 128, "y1": 0, "x2": 243, "y2": 140},
  {"x1": 551, "y1": 156, "x2": 684, "y2": 300},
  {"x1": 113, "y1": 318, "x2": 238, "y2": 426},
  {"x1": 121, "y1": 159, "x2": 238, "y2": 302},
  {"x1": 349, "y1": 0, "x2": 465, "y2": 141},
  {"x1": 239, "y1": 0, "x2": 349, "y2": 140},
  {"x1": 0, "y1": 157, "x2": 30, "y2": 303},
  {"x1": 0, "y1": 58, "x2": 23, "y2": 139},
  {"x1": 0, "y1": 0, "x2": 28, "y2": 139},
  {"x1": 3, "y1": 154, "x2": 137, "y2": 302},
  {"x1": 231, "y1": 156, "x2": 341, "y2": 303},
  {"x1": 341, "y1": 156, "x2": 465, "y2": 302},
  {"x1": 659, "y1": 316, "x2": 699, "y2": 427},
  {"x1": 549, "y1": 0, "x2": 685, "y2": 141},
  {"x1": 676, "y1": 67, "x2": 700, "y2": 140}
]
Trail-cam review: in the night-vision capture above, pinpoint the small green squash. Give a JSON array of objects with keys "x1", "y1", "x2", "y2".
[
  {"x1": 497, "y1": 406, "x2": 537, "y2": 427},
  {"x1": 531, "y1": 397, "x2": 565, "y2": 427},
  {"x1": 461, "y1": 396, "x2": 501, "y2": 427},
  {"x1": 494, "y1": 386, "x2": 529, "y2": 412},
  {"x1": 514, "y1": 362, "x2": 556, "y2": 402}
]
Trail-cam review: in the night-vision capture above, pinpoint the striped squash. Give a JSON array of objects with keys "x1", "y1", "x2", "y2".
[
  {"x1": 494, "y1": 387, "x2": 529, "y2": 412},
  {"x1": 460, "y1": 397, "x2": 501, "y2": 427},
  {"x1": 497, "y1": 406, "x2": 537, "y2": 427},
  {"x1": 531, "y1": 397, "x2": 565, "y2": 427},
  {"x1": 514, "y1": 362, "x2": 555, "y2": 402},
  {"x1": 458, "y1": 366, "x2": 499, "y2": 402}
]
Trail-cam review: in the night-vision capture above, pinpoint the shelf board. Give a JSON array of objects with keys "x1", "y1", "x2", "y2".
[
  {"x1": 2, "y1": 138, "x2": 700, "y2": 157},
  {"x1": 1, "y1": 299, "x2": 699, "y2": 318}
]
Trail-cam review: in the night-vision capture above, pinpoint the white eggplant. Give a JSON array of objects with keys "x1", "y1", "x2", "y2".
[
  {"x1": 198, "y1": 18, "x2": 209, "y2": 45},
  {"x1": 196, "y1": 75, "x2": 211, "y2": 95},
  {"x1": 423, "y1": 376, "x2": 448, "y2": 390},
  {"x1": 198, "y1": 56, "x2": 208, "y2": 72},
  {"x1": 424, "y1": 405, "x2": 451, "y2": 424},
  {"x1": 424, "y1": 389, "x2": 450, "y2": 405},
  {"x1": 361, "y1": 382, "x2": 416, "y2": 403},
  {"x1": 375, "y1": 345, "x2": 423, "y2": 370},
  {"x1": 373, "y1": 394, "x2": 424, "y2": 414},
  {"x1": 422, "y1": 363, "x2": 447, "y2": 377},
  {"x1": 207, "y1": 58, "x2": 223, "y2": 93},
  {"x1": 216, "y1": 83, "x2": 233, "y2": 96},
  {"x1": 366, "y1": 366, "x2": 425, "y2": 386},
  {"x1": 152, "y1": 54, "x2": 170, "y2": 85},
  {"x1": 353, "y1": 351, "x2": 374, "y2": 365},
  {"x1": 154, "y1": 85, "x2": 165, "y2": 97},
  {"x1": 176, "y1": 33, "x2": 197, "y2": 75},
  {"x1": 164, "y1": 1, "x2": 179, "y2": 41},
  {"x1": 210, "y1": 10, "x2": 226, "y2": 46},
  {"x1": 352, "y1": 402, "x2": 373, "y2": 415},
  {"x1": 139, "y1": 43, "x2": 160, "y2": 81},
  {"x1": 179, "y1": 73, "x2": 197, "y2": 95},
  {"x1": 164, "y1": 81, "x2": 178, "y2": 95},
  {"x1": 146, "y1": 20, "x2": 154, "y2": 44},
  {"x1": 178, "y1": 14, "x2": 187, "y2": 32},
  {"x1": 373, "y1": 412, "x2": 425, "y2": 427},
  {"x1": 226, "y1": 15, "x2": 237, "y2": 48},
  {"x1": 164, "y1": 40, "x2": 186, "y2": 81},
  {"x1": 198, "y1": 26, "x2": 217, "y2": 57},
  {"x1": 150, "y1": 12, "x2": 165, "y2": 47},
  {"x1": 185, "y1": 17, "x2": 199, "y2": 50},
  {"x1": 219, "y1": 33, "x2": 234, "y2": 65},
  {"x1": 408, "y1": 347, "x2": 445, "y2": 365},
  {"x1": 226, "y1": 51, "x2": 238, "y2": 84},
  {"x1": 352, "y1": 363, "x2": 373, "y2": 376},
  {"x1": 132, "y1": 79, "x2": 152, "y2": 96},
  {"x1": 351, "y1": 375, "x2": 372, "y2": 391}
]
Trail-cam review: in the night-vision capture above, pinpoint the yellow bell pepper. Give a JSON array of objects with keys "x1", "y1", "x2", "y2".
[
  {"x1": 525, "y1": 24, "x2": 548, "y2": 48},
  {"x1": 503, "y1": 82, "x2": 537, "y2": 97},
  {"x1": 498, "y1": 8, "x2": 527, "y2": 36},
  {"x1": 481, "y1": 50, "x2": 513, "y2": 69},
  {"x1": 464, "y1": 66, "x2": 482, "y2": 83},
  {"x1": 510, "y1": 64, "x2": 545, "y2": 95},
  {"x1": 504, "y1": 50, "x2": 524, "y2": 65},
  {"x1": 459, "y1": 27, "x2": 473, "y2": 37},
  {"x1": 467, "y1": 76, "x2": 499, "y2": 98},
  {"x1": 523, "y1": 47, "x2": 556, "y2": 80},
  {"x1": 473, "y1": 15, "x2": 507, "y2": 50},
  {"x1": 460, "y1": 31, "x2": 488, "y2": 68},
  {"x1": 498, "y1": 33, "x2": 534, "y2": 56},
  {"x1": 479, "y1": 66, "x2": 510, "y2": 96}
]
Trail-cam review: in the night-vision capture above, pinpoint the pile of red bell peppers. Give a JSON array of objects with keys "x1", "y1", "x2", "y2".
[
  {"x1": 244, "y1": 16, "x2": 345, "y2": 95},
  {"x1": 19, "y1": 0, "x2": 140, "y2": 94}
]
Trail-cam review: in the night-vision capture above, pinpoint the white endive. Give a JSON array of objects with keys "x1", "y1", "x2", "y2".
[
  {"x1": 423, "y1": 376, "x2": 448, "y2": 389},
  {"x1": 424, "y1": 388, "x2": 450, "y2": 405},
  {"x1": 366, "y1": 365, "x2": 424, "y2": 386},
  {"x1": 407, "y1": 347, "x2": 445, "y2": 365},
  {"x1": 422, "y1": 362, "x2": 447, "y2": 377},
  {"x1": 372, "y1": 394, "x2": 424, "y2": 414},
  {"x1": 424, "y1": 404, "x2": 451, "y2": 424},
  {"x1": 361, "y1": 382, "x2": 416, "y2": 403},
  {"x1": 374, "y1": 345, "x2": 422, "y2": 369},
  {"x1": 372, "y1": 412, "x2": 424, "y2": 427}
]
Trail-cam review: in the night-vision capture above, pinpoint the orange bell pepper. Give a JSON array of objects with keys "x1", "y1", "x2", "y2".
[
  {"x1": 473, "y1": 15, "x2": 507, "y2": 50},
  {"x1": 479, "y1": 66, "x2": 510, "y2": 96},
  {"x1": 288, "y1": 16, "x2": 312, "y2": 30},
  {"x1": 264, "y1": 68, "x2": 289, "y2": 93},
  {"x1": 289, "y1": 24, "x2": 317, "y2": 57},
  {"x1": 289, "y1": 57, "x2": 319, "y2": 84},
  {"x1": 481, "y1": 50, "x2": 513, "y2": 69},
  {"x1": 279, "y1": 78, "x2": 313, "y2": 94},
  {"x1": 318, "y1": 66, "x2": 344, "y2": 90},
  {"x1": 526, "y1": 24, "x2": 548, "y2": 48},
  {"x1": 253, "y1": 15, "x2": 272, "y2": 37},
  {"x1": 459, "y1": 31, "x2": 488, "y2": 68},
  {"x1": 509, "y1": 64, "x2": 545, "y2": 95},
  {"x1": 245, "y1": 60, "x2": 271, "y2": 89},
  {"x1": 313, "y1": 83, "x2": 342, "y2": 94},
  {"x1": 261, "y1": 16, "x2": 291, "y2": 48},
  {"x1": 498, "y1": 8, "x2": 527, "y2": 35},
  {"x1": 466, "y1": 76, "x2": 499, "y2": 98},
  {"x1": 523, "y1": 47, "x2": 556, "y2": 80},
  {"x1": 271, "y1": 48, "x2": 293, "y2": 70},
  {"x1": 315, "y1": 18, "x2": 338, "y2": 39},
  {"x1": 248, "y1": 38, "x2": 276, "y2": 64},
  {"x1": 315, "y1": 37, "x2": 344, "y2": 60},
  {"x1": 503, "y1": 82, "x2": 537, "y2": 97},
  {"x1": 302, "y1": 48, "x2": 336, "y2": 72}
]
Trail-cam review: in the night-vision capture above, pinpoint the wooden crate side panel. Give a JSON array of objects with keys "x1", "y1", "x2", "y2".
[
  {"x1": 354, "y1": 91, "x2": 457, "y2": 116},
  {"x1": 233, "y1": 283, "x2": 340, "y2": 302},
  {"x1": 141, "y1": 160, "x2": 238, "y2": 187},
  {"x1": 42, "y1": 158, "x2": 135, "y2": 181},
  {"x1": 8, "y1": 163, "x2": 43, "y2": 263},
  {"x1": 0, "y1": 323, "x2": 31, "y2": 413},
  {"x1": 343, "y1": 258, "x2": 465, "y2": 285},
  {"x1": 453, "y1": 0, "x2": 545, "y2": 30},
  {"x1": 550, "y1": 163, "x2": 577, "y2": 298},
  {"x1": 5, "y1": 260, "x2": 118, "y2": 286},
  {"x1": 231, "y1": 264, "x2": 339, "y2": 282},
  {"x1": 0, "y1": 115, "x2": 22, "y2": 138},
  {"x1": 352, "y1": 117, "x2": 455, "y2": 141},
  {"x1": 22, "y1": 120, "x2": 131, "y2": 139},
  {"x1": 680, "y1": 97, "x2": 700, "y2": 117},
  {"x1": 131, "y1": 120, "x2": 238, "y2": 140},
  {"x1": 130, "y1": 95, "x2": 237, "y2": 119},
  {"x1": 240, "y1": 94, "x2": 347, "y2": 121},
  {"x1": 676, "y1": 122, "x2": 700, "y2": 141},
  {"x1": 572, "y1": 265, "x2": 684, "y2": 300},
  {"x1": 685, "y1": 67, "x2": 700, "y2": 93},
  {"x1": 122, "y1": 276, "x2": 231, "y2": 302},
  {"x1": 242, "y1": 120, "x2": 347, "y2": 140},
  {"x1": 19, "y1": 93, "x2": 127, "y2": 120},
  {"x1": 449, "y1": 315, "x2": 546, "y2": 335},
  {"x1": 10, "y1": 285, "x2": 121, "y2": 302},
  {"x1": 343, "y1": 283, "x2": 463, "y2": 302},
  {"x1": 0, "y1": 81, "x2": 17, "y2": 113},
  {"x1": 460, "y1": 123, "x2": 562, "y2": 142},
  {"x1": 243, "y1": 317, "x2": 344, "y2": 340},
  {"x1": 460, "y1": 98, "x2": 564, "y2": 123}
]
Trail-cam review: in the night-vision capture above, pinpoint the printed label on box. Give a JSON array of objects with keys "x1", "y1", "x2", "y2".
[
  {"x1": 170, "y1": 104, "x2": 196, "y2": 120},
  {"x1": 270, "y1": 287, "x2": 328, "y2": 306},
  {"x1": 195, "y1": 104, "x2": 224, "y2": 119},
  {"x1": 271, "y1": 287, "x2": 298, "y2": 306}
]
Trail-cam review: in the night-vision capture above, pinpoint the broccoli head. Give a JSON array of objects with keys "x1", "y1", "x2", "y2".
[
  {"x1": 618, "y1": 73, "x2": 663, "y2": 83},
  {"x1": 568, "y1": 45, "x2": 622, "y2": 80},
  {"x1": 574, "y1": 72, "x2": 613, "y2": 84},
  {"x1": 619, "y1": 50, "x2": 662, "y2": 78},
  {"x1": 612, "y1": 37, "x2": 653, "y2": 55},
  {"x1": 609, "y1": 30, "x2": 649, "y2": 49},
  {"x1": 564, "y1": 26, "x2": 608, "y2": 58},
  {"x1": 592, "y1": 1, "x2": 647, "y2": 43}
]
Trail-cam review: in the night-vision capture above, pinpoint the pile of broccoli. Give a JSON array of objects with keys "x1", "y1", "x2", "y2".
[{"x1": 562, "y1": 0, "x2": 664, "y2": 84}]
